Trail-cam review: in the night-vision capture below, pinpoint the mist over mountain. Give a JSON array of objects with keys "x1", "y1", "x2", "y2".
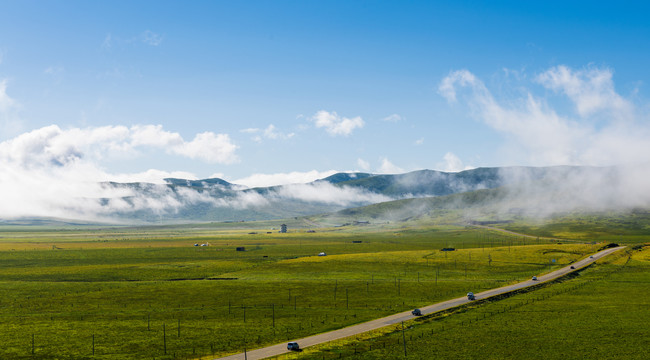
[
  {"x1": 38, "y1": 165, "x2": 645, "y2": 224},
  {"x1": 2, "y1": 164, "x2": 647, "y2": 225}
]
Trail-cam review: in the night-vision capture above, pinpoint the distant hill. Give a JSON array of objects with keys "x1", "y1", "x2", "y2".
[
  {"x1": 319, "y1": 172, "x2": 374, "y2": 184},
  {"x1": 5, "y1": 165, "x2": 636, "y2": 225},
  {"x1": 331, "y1": 168, "x2": 504, "y2": 196},
  {"x1": 163, "y1": 177, "x2": 235, "y2": 188}
]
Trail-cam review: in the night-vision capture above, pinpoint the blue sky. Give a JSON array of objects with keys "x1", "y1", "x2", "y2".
[{"x1": 1, "y1": 0, "x2": 650, "y2": 188}]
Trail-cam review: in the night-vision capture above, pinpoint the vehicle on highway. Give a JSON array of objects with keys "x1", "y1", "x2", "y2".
[
  {"x1": 570, "y1": 266, "x2": 575, "y2": 269},
  {"x1": 412, "y1": 308, "x2": 422, "y2": 316},
  {"x1": 532, "y1": 276, "x2": 537, "y2": 281},
  {"x1": 590, "y1": 255, "x2": 594, "y2": 259},
  {"x1": 467, "y1": 292, "x2": 475, "y2": 300},
  {"x1": 287, "y1": 342, "x2": 300, "y2": 351}
]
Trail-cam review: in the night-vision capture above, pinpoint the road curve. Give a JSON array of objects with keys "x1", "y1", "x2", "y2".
[{"x1": 215, "y1": 246, "x2": 625, "y2": 360}]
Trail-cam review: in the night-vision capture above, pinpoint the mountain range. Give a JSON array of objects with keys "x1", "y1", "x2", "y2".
[{"x1": 90, "y1": 165, "x2": 630, "y2": 224}]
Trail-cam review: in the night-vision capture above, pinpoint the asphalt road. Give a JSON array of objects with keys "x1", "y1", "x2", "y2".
[{"x1": 215, "y1": 246, "x2": 625, "y2": 360}]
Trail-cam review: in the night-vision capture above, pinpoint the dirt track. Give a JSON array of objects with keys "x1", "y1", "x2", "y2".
[{"x1": 215, "y1": 246, "x2": 625, "y2": 360}]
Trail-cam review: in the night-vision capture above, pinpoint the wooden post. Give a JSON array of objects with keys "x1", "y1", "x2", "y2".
[
  {"x1": 163, "y1": 324, "x2": 167, "y2": 355},
  {"x1": 177, "y1": 318, "x2": 180, "y2": 337},
  {"x1": 346, "y1": 288, "x2": 349, "y2": 310},
  {"x1": 401, "y1": 322, "x2": 407, "y2": 357}
]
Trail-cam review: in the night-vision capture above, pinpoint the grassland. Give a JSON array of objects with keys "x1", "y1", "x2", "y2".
[
  {"x1": 279, "y1": 245, "x2": 650, "y2": 359},
  {"x1": 0, "y1": 221, "x2": 608, "y2": 360}
]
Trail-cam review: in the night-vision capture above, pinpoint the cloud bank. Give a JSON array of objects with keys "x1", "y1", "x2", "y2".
[
  {"x1": 439, "y1": 65, "x2": 650, "y2": 215},
  {"x1": 439, "y1": 65, "x2": 649, "y2": 166},
  {"x1": 232, "y1": 170, "x2": 339, "y2": 188},
  {"x1": 0, "y1": 125, "x2": 391, "y2": 222},
  {"x1": 0, "y1": 124, "x2": 239, "y2": 167},
  {"x1": 0, "y1": 124, "x2": 240, "y2": 221},
  {"x1": 312, "y1": 110, "x2": 364, "y2": 136}
]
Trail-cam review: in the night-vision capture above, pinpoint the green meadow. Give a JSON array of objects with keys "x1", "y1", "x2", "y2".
[
  {"x1": 0, "y1": 222, "x2": 604, "y2": 359},
  {"x1": 281, "y1": 245, "x2": 650, "y2": 360}
]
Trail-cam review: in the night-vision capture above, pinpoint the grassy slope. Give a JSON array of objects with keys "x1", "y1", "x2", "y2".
[{"x1": 498, "y1": 210, "x2": 650, "y2": 243}]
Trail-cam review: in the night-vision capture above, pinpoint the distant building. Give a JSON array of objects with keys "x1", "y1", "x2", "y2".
[{"x1": 280, "y1": 224, "x2": 287, "y2": 233}]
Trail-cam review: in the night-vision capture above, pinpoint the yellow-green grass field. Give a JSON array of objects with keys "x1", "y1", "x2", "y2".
[
  {"x1": 0, "y1": 223, "x2": 634, "y2": 359},
  {"x1": 279, "y1": 245, "x2": 650, "y2": 360}
]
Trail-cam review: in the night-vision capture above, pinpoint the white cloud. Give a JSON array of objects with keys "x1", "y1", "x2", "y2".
[
  {"x1": 0, "y1": 124, "x2": 239, "y2": 168},
  {"x1": 174, "y1": 132, "x2": 239, "y2": 164},
  {"x1": 357, "y1": 158, "x2": 370, "y2": 171},
  {"x1": 264, "y1": 124, "x2": 294, "y2": 140},
  {"x1": 312, "y1": 110, "x2": 364, "y2": 136},
  {"x1": 232, "y1": 170, "x2": 339, "y2": 188},
  {"x1": 208, "y1": 172, "x2": 226, "y2": 180},
  {"x1": 438, "y1": 65, "x2": 650, "y2": 167},
  {"x1": 414, "y1": 138, "x2": 424, "y2": 145},
  {"x1": 101, "y1": 30, "x2": 163, "y2": 50},
  {"x1": 109, "y1": 169, "x2": 198, "y2": 184},
  {"x1": 383, "y1": 114, "x2": 404, "y2": 122},
  {"x1": 436, "y1": 152, "x2": 473, "y2": 172},
  {"x1": 241, "y1": 124, "x2": 294, "y2": 142},
  {"x1": 141, "y1": 30, "x2": 163, "y2": 46},
  {"x1": 0, "y1": 79, "x2": 23, "y2": 136},
  {"x1": 272, "y1": 182, "x2": 391, "y2": 206},
  {"x1": 536, "y1": 65, "x2": 632, "y2": 119},
  {"x1": 438, "y1": 69, "x2": 485, "y2": 103},
  {"x1": 0, "y1": 80, "x2": 16, "y2": 112},
  {"x1": 377, "y1": 158, "x2": 404, "y2": 174},
  {"x1": 0, "y1": 124, "x2": 242, "y2": 221}
]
